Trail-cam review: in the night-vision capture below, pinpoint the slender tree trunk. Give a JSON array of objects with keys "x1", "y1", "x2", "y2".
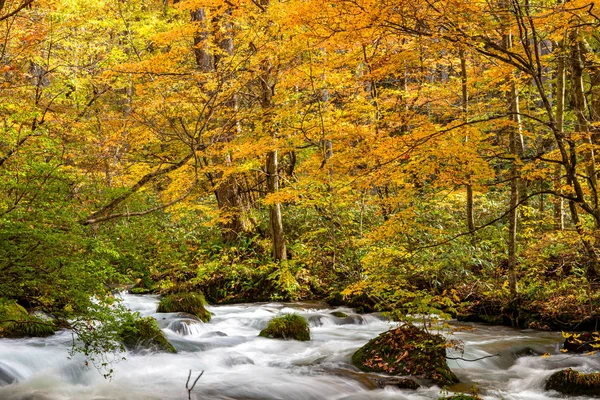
[
  {"x1": 501, "y1": 0, "x2": 519, "y2": 300},
  {"x1": 460, "y1": 50, "x2": 476, "y2": 238},
  {"x1": 192, "y1": 7, "x2": 248, "y2": 243},
  {"x1": 554, "y1": 34, "x2": 566, "y2": 231},
  {"x1": 572, "y1": 36, "x2": 599, "y2": 201},
  {"x1": 267, "y1": 149, "x2": 287, "y2": 261},
  {"x1": 255, "y1": 0, "x2": 287, "y2": 260}
]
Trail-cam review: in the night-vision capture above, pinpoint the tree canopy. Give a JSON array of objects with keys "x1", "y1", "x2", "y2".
[{"x1": 2, "y1": 0, "x2": 600, "y2": 344}]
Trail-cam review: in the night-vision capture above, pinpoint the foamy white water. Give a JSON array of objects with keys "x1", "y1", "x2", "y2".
[{"x1": 0, "y1": 294, "x2": 597, "y2": 399}]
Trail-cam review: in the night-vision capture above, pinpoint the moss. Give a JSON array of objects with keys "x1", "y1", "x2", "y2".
[
  {"x1": 0, "y1": 299, "x2": 56, "y2": 338},
  {"x1": 545, "y1": 368, "x2": 600, "y2": 396},
  {"x1": 130, "y1": 287, "x2": 155, "y2": 294},
  {"x1": 331, "y1": 311, "x2": 349, "y2": 318},
  {"x1": 129, "y1": 278, "x2": 157, "y2": 295},
  {"x1": 119, "y1": 315, "x2": 176, "y2": 353},
  {"x1": 352, "y1": 324, "x2": 459, "y2": 386},
  {"x1": 156, "y1": 293, "x2": 211, "y2": 322},
  {"x1": 259, "y1": 313, "x2": 310, "y2": 341}
]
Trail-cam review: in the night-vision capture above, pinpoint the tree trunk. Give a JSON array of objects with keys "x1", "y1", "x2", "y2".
[
  {"x1": 255, "y1": 0, "x2": 287, "y2": 260},
  {"x1": 554, "y1": 34, "x2": 566, "y2": 231},
  {"x1": 267, "y1": 150, "x2": 287, "y2": 261},
  {"x1": 501, "y1": 0, "x2": 519, "y2": 300},
  {"x1": 192, "y1": 7, "x2": 249, "y2": 243},
  {"x1": 460, "y1": 50, "x2": 476, "y2": 238}
]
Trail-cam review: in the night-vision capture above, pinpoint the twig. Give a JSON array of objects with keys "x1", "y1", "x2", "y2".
[
  {"x1": 447, "y1": 353, "x2": 500, "y2": 362},
  {"x1": 186, "y1": 370, "x2": 204, "y2": 400}
]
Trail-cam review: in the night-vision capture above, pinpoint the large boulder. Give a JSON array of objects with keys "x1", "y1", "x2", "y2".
[
  {"x1": 563, "y1": 332, "x2": 600, "y2": 353},
  {"x1": 0, "y1": 299, "x2": 55, "y2": 338},
  {"x1": 545, "y1": 368, "x2": 600, "y2": 397},
  {"x1": 259, "y1": 314, "x2": 310, "y2": 341},
  {"x1": 157, "y1": 293, "x2": 211, "y2": 322},
  {"x1": 119, "y1": 315, "x2": 176, "y2": 353},
  {"x1": 352, "y1": 324, "x2": 458, "y2": 386}
]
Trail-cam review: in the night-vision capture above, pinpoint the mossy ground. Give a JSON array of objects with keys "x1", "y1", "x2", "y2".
[
  {"x1": 0, "y1": 299, "x2": 56, "y2": 338},
  {"x1": 259, "y1": 313, "x2": 310, "y2": 341},
  {"x1": 352, "y1": 324, "x2": 458, "y2": 386},
  {"x1": 156, "y1": 293, "x2": 211, "y2": 322},
  {"x1": 545, "y1": 368, "x2": 600, "y2": 396},
  {"x1": 119, "y1": 315, "x2": 176, "y2": 353}
]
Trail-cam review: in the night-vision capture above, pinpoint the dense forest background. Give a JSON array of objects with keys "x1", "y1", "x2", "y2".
[{"x1": 1, "y1": 0, "x2": 600, "y2": 341}]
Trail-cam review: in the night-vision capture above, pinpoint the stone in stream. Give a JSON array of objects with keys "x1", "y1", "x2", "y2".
[
  {"x1": 545, "y1": 368, "x2": 600, "y2": 397},
  {"x1": 438, "y1": 395, "x2": 481, "y2": 400},
  {"x1": 201, "y1": 331, "x2": 228, "y2": 338},
  {"x1": 119, "y1": 315, "x2": 177, "y2": 353},
  {"x1": 351, "y1": 323, "x2": 459, "y2": 387},
  {"x1": 373, "y1": 376, "x2": 420, "y2": 390},
  {"x1": 224, "y1": 354, "x2": 255, "y2": 366},
  {"x1": 0, "y1": 361, "x2": 20, "y2": 386},
  {"x1": 259, "y1": 313, "x2": 310, "y2": 341},
  {"x1": 156, "y1": 292, "x2": 211, "y2": 322},
  {"x1": 331, "y1": 311, "x2": 349, "y2": 318},
  {"x1": 563, "y1": 331, "x2": 600, "y2": 353},
  {"x1": 0, "y1": 299, "x2": 56, "y2": 338}
]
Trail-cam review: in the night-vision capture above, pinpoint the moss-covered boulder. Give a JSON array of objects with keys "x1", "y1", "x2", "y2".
[
  {"x1": 259, "y1": 314, "x2": 310, "y2": 341},
  {"x1": 352, "y1": 324, "x2": 458, "y2": 386},
  {"x1": 156, "y1": 293, "x2": 211, "y2": 322},
  {"x1": 545, "y1": 368, "x2": 600, "y2": 397},
  {"x1": 563, "y1": 332, "x2": 600, "y2": 353},
  {"x1": 119, "y1": 316, "x2": 176, "y2": 353},
  {"x1": 374, "y1": 376, "x2": 420, "y2": 390},
  {"x1": 129, "y1": 278, "x2": 157, "y2": 294},
  {"x1": 331, "y1": 311, "x2": 349, "y2": 318},
  {"x1": 0, "y1": 299, "x2": 56, "y2": 338}
]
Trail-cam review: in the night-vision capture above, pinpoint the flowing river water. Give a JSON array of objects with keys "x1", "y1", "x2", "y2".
[{"x1": 0, "y1": 293, "x2": 598, "y2": 400}]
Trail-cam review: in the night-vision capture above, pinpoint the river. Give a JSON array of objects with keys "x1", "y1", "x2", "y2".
[{"x1": 0, "y1": 293, "x2": 597, "y2": 399}]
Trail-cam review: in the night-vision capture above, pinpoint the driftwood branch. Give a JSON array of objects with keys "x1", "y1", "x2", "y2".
[
  {"x1": 186, "y1": 369, "x2": 204, "y2": 400},
  {"x1": 447, "y1": 353, "x2": 500, "y2": 362}
]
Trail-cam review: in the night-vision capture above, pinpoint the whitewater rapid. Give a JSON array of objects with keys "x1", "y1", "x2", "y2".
[{"x1": 0, "y1": 294, "x2": 597, "y2": 399}]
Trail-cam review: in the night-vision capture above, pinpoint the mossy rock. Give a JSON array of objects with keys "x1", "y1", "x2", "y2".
[
  {"x1": 352, "y1": 324, "x2": 459, "y2": 386},
  {"x1": 438, "y1": 395, "x2": 480, "y2": 400},
  {"x1": 129, "y1": 278, "x2": 157, "y2": 295},
  {"x1": 119, "y1": 316, "x2": 176, "y2": 353},
  {"x1": 374, "y1": 376, "x2": 420, "y2": 390},
  {"x1": 0, "y1": 299, "x2": 56, "y2": 338},
  {"x1": 259, "y1": 314, "x2": 310, "y2": 341},
  {"x1": 157, "y1": 293, "x2": 211, "y2": 322},
  {"x1": 545, "y1": 368, "x2": 600, "y2": 396},
  {"x1": 331, "y1": 311, "x2": 349, "y2": 318},
  {"x1": 130, "y1": 287, "x2": 156, "y2": 295}
]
